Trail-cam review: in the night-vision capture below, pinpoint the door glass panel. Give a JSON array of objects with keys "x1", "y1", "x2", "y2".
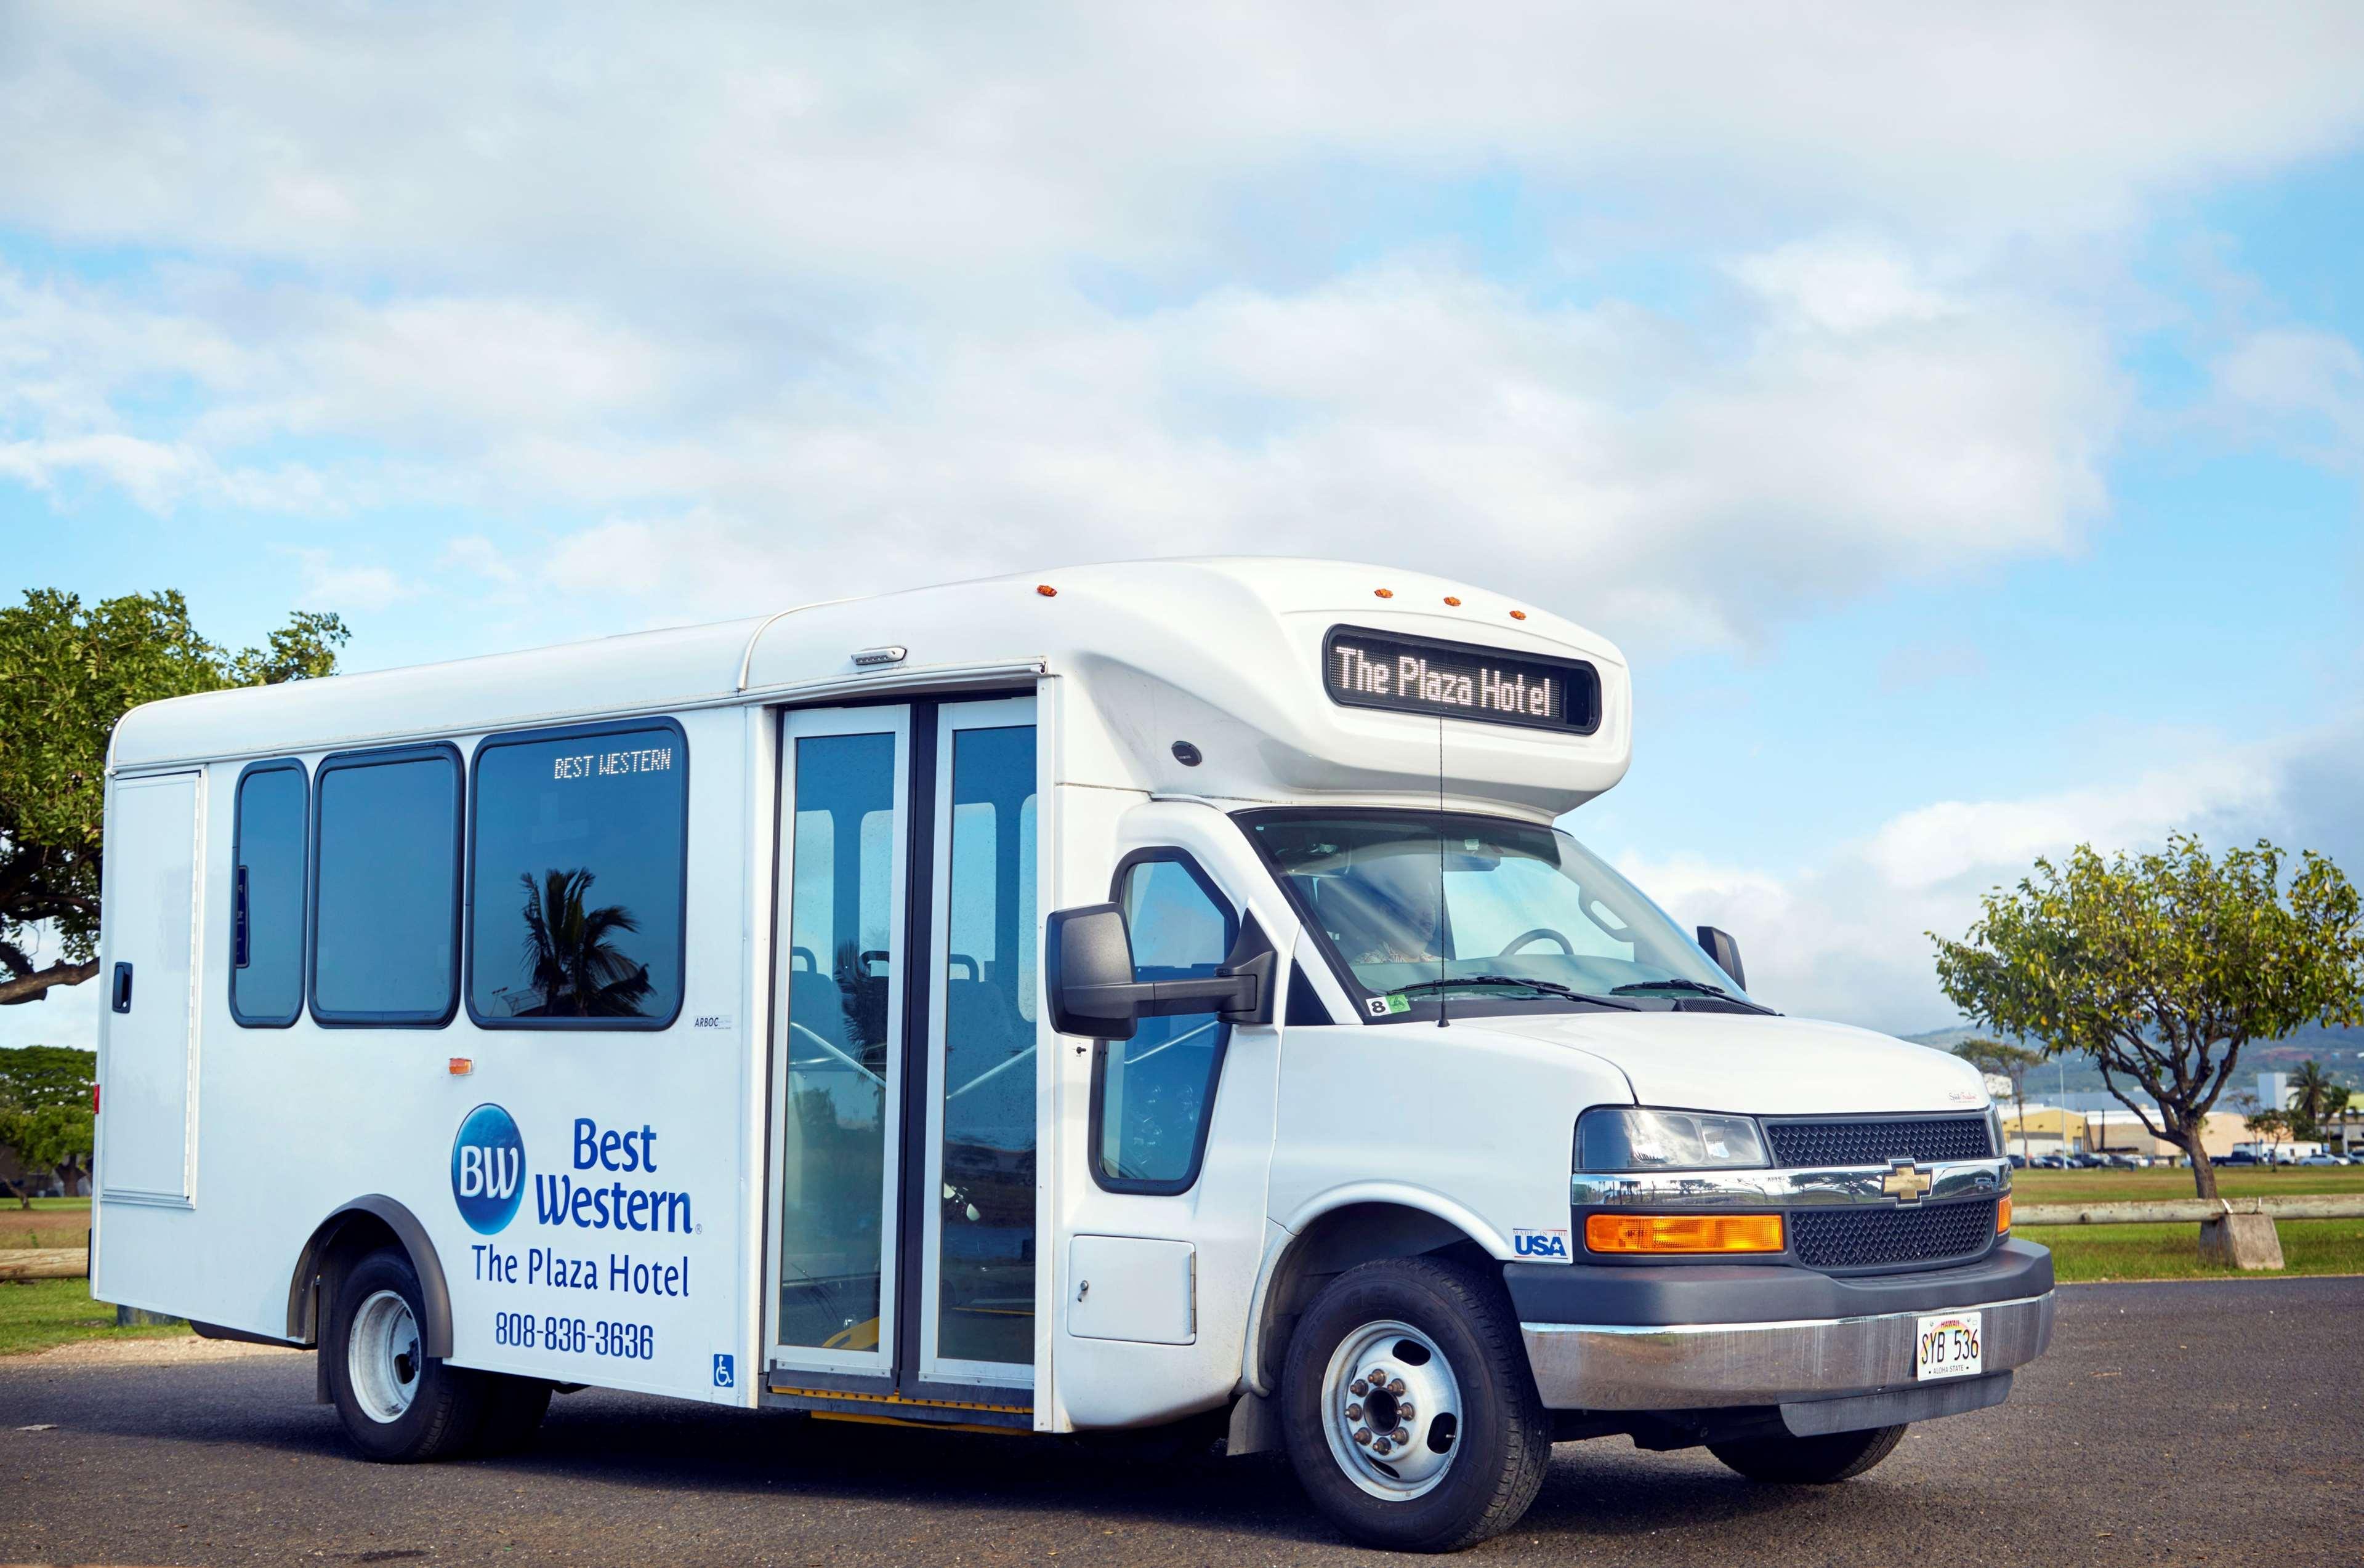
[
  {"x1": 937, "y1": 724, "x2": 1037, "y2": 1367},
  {"x1": 1097, "y1": 858, "x2": 1234, "y2": 1189},
  {"x1": 777, "y1": 731, "x2": 897, "y2": 1352}
]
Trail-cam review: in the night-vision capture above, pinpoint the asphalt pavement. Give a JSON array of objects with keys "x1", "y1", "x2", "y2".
[{"x1": 4, "y1": 1275, "x2": 2357, "y2": 1566}]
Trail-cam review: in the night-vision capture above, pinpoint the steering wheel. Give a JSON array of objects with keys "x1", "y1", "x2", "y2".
[{"x1": 1498, "y1": 927, "x2": 1576, "y2": 957}]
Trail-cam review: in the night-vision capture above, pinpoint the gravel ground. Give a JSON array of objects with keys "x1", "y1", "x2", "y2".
[{"x1": 2, "y1": 1275, "x2": 2355, "y2": 1566}]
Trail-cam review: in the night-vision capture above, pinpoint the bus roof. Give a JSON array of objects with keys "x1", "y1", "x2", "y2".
[{"x1": 110, "y1": 557, "x2": 1631, "y2": 817}]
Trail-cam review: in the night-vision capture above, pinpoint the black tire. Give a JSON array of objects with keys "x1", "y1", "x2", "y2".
[
  {"x1": 1709, "y1": 1423, "x2": 1907, "y2": 1484},
  {"x1": 325, "y1": 1248, "x2": 488, "y2": 1463},
  {"x1": 470, "y1": 1375, "x2": 554, "y2": 1457},
  {"x1": 1280, "y1": 1256, "x2": 1550, "y2": 1553}
]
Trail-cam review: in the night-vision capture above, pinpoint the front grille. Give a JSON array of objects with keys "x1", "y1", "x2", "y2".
[
  {"x1": 1765, "y1": 1116, "x2": 1994, "y2": 1168},
  {"x1": 1792, "y1": 1200, "x2": 1996, "y2": 1271}
]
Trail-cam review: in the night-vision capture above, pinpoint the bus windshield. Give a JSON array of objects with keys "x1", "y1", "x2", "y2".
[{"x1": 1239, "y1": 810, "x2": 1756, "y2": 1015}]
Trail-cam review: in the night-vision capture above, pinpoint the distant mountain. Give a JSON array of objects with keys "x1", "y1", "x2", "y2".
[{"x1": 1900, "y1": 1024, "x2": 2364, "y2": 1095}]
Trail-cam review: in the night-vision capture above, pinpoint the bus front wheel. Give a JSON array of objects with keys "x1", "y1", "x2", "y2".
[
  {"x1": 326, "y1": 1248, "x2": 488, "y2": 1462},
  {"x1": 1280, "y1": 1256, "x2": 1550, "y2": 1552}
]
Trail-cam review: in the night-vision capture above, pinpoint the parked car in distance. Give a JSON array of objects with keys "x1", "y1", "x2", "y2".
[
  {"x1": 2296, "y1": 1153, "x2": 2342, "y2": 1166},
  {"x1": 2033, "y1": 1155, "x2": 2068, "y2": 1169},
  {"x1": 2007, "y1": 1153, "x2": 2027, "y2": 1169}
]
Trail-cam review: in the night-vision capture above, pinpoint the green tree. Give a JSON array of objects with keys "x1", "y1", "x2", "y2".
[
  {"x1": 0, "y1": 590, "x2": 347, "y2": 1007},
  {"x1": 516, "y1": 868, "x2": 653, "y2": 1017},
  {"x1": 1951, "y1": 1037, "x2": 2042, "y2": 1161},
  {"x1": 2241, "y1": 1105, "x2": 2292, "y2": 1164},
  {"x1": 2287, "y1": 1059, "x2": 2339, "y2": 1143},
  {"x1": 0, "y1": 1045, "x2": 96, "y2": 1207},
  {"x1": 1933, "y1": 835, "x2": 2364, "y2": 1200}
]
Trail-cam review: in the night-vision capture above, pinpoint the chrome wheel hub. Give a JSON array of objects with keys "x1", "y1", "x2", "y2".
[
  {"x1": 1320, "y1": 1319, "x2": 1462, "y2": 1500},
  {"x1": 349, "y1": 1289, "x2": 421, "y2": 1423}
]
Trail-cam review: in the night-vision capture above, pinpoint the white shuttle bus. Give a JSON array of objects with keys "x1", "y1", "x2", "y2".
[{"x1": 93, "y1": 559, "x2": 2052, "y2": 1551}]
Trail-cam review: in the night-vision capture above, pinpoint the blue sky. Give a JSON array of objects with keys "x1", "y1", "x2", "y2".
[{"x1": 6, "y1": 4, "x2": 2363, "y2": 1045}]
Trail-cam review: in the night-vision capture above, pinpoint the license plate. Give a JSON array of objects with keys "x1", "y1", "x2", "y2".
[{"x1": 1914, "y1": 1310, "x2": 1983, "y2": 1381}]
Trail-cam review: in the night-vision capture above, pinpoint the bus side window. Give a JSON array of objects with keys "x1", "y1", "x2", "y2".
[
  {"x1": 467, "y1": 721, "x2": 690, "y2": 1027},
  {"x1": 230, "y1": 759, "x2": 307, "y2": 1027},
  {"x1": 310, "y1": 744, "x2": 463, "y2": 1027},
  {"x1": 1091, "y1": 853, "x2": 1236, "y2": 1195}
]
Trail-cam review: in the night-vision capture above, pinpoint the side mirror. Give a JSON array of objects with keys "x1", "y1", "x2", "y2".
[
  {"x1": 1695, "y1": 926, "x2": 1746, "y2": 991},
  {"x1": 1045, "y1": 904, "x2": 1277, "y2": 1041},
  {"x1": 1046, "y1": 904, "x2": 1143, "y2": 1041}
]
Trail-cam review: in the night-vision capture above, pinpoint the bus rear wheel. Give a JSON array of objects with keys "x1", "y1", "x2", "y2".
[
  {"x1": 1280, "y1": 1256, "x2": 1549, "y2": 1553},
  {"x1": 326, "y1": 1248, "x2": 488, "y2": 1462}
]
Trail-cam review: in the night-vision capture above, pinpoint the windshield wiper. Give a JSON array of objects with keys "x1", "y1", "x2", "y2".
[
  {"x1": 1387, "y1": 975, "x2": 1638, "y2": 1010},
  {"x1": 1610, "y1": 978, "x2": 1776, "y2": 1013}
]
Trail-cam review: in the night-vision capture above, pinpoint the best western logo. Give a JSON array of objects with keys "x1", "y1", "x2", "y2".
[{"x1": 451, "y1": 1103, "x2": 528, "y2": 1235}]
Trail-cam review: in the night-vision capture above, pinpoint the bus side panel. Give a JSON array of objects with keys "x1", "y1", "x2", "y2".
[{"x1": 95, "y1": 713, "x2": 757, "y2": 1406}]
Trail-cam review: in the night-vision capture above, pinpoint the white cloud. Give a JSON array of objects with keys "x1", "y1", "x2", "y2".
[
  {"x1": 282, "y1": 545, "x2": 409, "y2": 613},
  {"x1": 2209, "y1": 327, "x2": 2364, "y2": 463},
  {"x1": 1621, "y1": 714, "x2": 2364, "y2": 1034},
  {"x1": 0, "y1": 238, "x2": 2123, "y2": 646},
  {"x1": 4, "y1": 3, "x2": 2362, "y2": 281}
]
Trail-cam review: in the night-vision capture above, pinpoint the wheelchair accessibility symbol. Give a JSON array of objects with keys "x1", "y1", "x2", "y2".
[{"x1": 712, "y1": 1353, "x2": 735, "y2": 1388}]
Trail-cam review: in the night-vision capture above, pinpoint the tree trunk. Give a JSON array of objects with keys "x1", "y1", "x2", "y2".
[{"x1": 2184, "y1": 1133, "x2": 2219, "y2": 1200}]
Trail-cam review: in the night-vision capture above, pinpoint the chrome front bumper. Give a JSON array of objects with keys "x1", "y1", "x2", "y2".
[{"x1": 1521, "y1": 1290, "x2": 2055, "y2": 1410}]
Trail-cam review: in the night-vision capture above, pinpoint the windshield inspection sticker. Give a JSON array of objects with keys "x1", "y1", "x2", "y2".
[{"x1": 1365, "y1": 995, "x2": 1412, "y2": 1018}]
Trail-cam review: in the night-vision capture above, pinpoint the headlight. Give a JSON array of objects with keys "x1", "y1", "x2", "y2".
[{"x1": 1577, "y1": 1107, "x2": 1769, "y2": 1172}]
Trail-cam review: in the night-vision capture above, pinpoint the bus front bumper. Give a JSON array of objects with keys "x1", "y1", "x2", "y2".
[{"x1": 1506, "y1": 1238, "x2": 2055, "y2": 1412}]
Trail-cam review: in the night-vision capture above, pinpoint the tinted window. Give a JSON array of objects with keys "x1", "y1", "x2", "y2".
[
  {"x1": 311, "y1": 748, "x2": 461, "y2": 1023},
  {"x1": 935, "y1": 722, "x2": 1037, "y2": 1367},
  {"x1": 469, "y1": 723, "x2": 687, "y2": 1026},
  {"x1": 1094, "y1": 855, "x2": 1234, "y2": 1192},
  {"x1": 231, "y1": 762, "x2": 306, "y2": 1026}
]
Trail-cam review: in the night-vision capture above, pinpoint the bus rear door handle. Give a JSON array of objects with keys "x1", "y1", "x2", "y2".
[{"x1": 111, "y1": 962, "x2": 134, "y2": 1013}]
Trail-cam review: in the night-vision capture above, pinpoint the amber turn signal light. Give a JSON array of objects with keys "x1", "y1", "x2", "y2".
[
  {"x1": 1584, "y1": 1213, "x2": 1785, "y2": 1255},
  {"x1": 1996, "y1": 1196, "x2": 2012, "y2": 1233}
]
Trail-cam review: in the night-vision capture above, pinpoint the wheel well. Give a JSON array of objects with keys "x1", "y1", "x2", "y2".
[
  {"x1": 287, "y1": 1196, "x2": 454, "y2": 1370},
  {"x1": 1250, "y1": 1202, "x2": 1494, "y2": 1392}
]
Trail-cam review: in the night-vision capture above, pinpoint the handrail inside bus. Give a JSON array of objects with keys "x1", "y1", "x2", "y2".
[{"x1": 786, "y1": 1022, "x2": 885, "y2": 1088}]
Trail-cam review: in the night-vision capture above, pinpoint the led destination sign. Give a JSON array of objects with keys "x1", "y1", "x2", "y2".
[{"x1": 1322, "y1": 625, "x2": 1601, "y2": 734}]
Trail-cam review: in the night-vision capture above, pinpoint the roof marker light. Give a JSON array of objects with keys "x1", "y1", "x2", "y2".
[
  {"x1": 449, "y1": 1058, "x2": 473, "y2": 1076},
  {"x1": 1374, "y1": 588, "x2": 1394, "y2": 599},
  {"x1": 1509, "y1": 609, "x2": 1528, "y2": 621},
  {"x1": 852, "y1": 646, "x2": 907, "y2": 667},
  {"x1": 1036, "y1": 584, "x2": 1059, "y2": 597},
  {"x1": 1443, "y1": 596, "x2": 1461, "y2": 606}
]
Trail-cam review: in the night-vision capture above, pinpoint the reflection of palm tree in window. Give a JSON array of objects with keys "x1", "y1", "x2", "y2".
[
  {"x1": 517, "y1": 867, "x2": 652, "y2": 1017},
  {"x1": 833, "y1": 938, "x2": 889, "y2": 1074}
]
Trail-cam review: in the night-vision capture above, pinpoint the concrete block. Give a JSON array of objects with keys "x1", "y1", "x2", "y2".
[{"x1": 2198, "y1": 1212, "x2": 2284, "y2": 1270}]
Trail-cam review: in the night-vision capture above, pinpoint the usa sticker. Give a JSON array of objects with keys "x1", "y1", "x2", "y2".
[
  {"x1": 1365, "y1": 994, "x2": 1412, "y2": 1018},
  {"x1": 1512, "y1": 1228, "x2": 1570, "y2": 1260}
]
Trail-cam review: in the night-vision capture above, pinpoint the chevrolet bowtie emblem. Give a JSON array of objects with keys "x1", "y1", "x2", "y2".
[{"x1": 1881, "y1": 1160, "x2": 1932, "y2": 1202}]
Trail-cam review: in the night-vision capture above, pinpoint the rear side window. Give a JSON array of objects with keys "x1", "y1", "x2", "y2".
[
  {"x1": 230, "y1": 760, "x2": 307, "y2": 1026},
  {"x1": 310, "y1": 745, "x2": 463, "y2": 1026},
  {"x1": 466, "y1": 721, "x2": 688, "y2": 1027}
]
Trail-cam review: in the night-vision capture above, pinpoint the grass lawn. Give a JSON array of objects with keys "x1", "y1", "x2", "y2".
[
  {"x1": 0, "y1": 1277, "x2": 189, "y2": 1357},
  {"x1": 2012, "y1": 1166, "x2": 2364, "y2": 1204},
  {"x1": 1, "y1": 1195, "x2": 91, "y2": 1250},
  {"x1": 2027, "y1": 1216, "x2": 2364, "y2": 1283}
]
